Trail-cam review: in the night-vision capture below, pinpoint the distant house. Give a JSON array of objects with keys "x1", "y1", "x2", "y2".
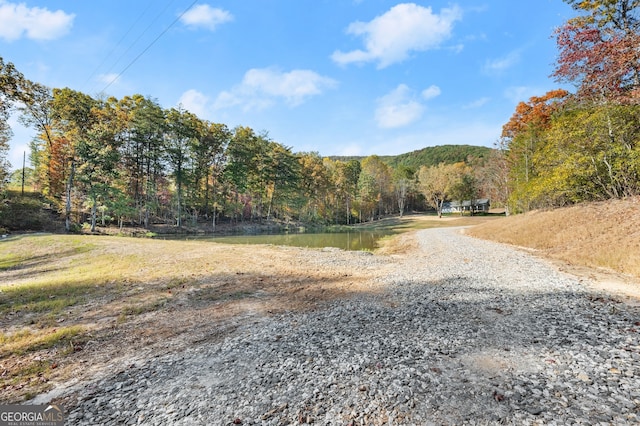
[{"x1": 441, "y1": 198, "x2": 490, "y2": 214}]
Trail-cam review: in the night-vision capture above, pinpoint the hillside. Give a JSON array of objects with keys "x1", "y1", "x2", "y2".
[
  {"x1": 330, "y1": 144, "x2": 494, "y2": 170},
  {"x1": 467, "y1": 197, "x2": 640, "y2": 281},
  {"x1": 0, "y1": 190, "x2": 64, "y2": 233}
]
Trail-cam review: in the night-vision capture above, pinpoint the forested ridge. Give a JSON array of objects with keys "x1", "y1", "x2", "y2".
[
  {"x1": 1, "y1": 0, "x2": 640, "y2": 232},
  {"x1": 330, "y1": 144, "x2": 493, "y2": 170}
]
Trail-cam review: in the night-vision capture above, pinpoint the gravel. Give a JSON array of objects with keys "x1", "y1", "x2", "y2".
[{"x1": 49, "y1": 227, "x2": 640, "y2": 425}]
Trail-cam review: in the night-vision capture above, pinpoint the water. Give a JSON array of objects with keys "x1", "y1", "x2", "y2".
[{"x1": 159, "y1": 230, "x2": 394, "y2": 251}]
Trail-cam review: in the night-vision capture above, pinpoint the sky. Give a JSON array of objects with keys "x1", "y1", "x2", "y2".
[{"x1": 1, "y1": 0, "x2": 577, "y2": 170}]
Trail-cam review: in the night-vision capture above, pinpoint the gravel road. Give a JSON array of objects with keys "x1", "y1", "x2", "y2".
[{"x1": 52, "y1": 227, "x2": 640, "y2": 425}]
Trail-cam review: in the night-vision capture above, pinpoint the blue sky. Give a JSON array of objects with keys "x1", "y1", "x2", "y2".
[{"x1": 2, "y1": 0, "x2": 576, "y2": 170}]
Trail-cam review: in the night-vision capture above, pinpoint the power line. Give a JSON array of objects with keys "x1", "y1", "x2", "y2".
[
  {"x1": 83, "y1": 0, "x2": 157, "y2": 91},
  {"x1": 93, "y1": 0, "x2": 178, "y2": 93},
  {"x1": 100, "y1": 0, "x2": 199, "y2": 94}
]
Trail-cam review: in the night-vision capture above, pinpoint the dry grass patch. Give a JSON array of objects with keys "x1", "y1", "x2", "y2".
[{"x1": 467, "y1": 197, "x2": 640, "y2": 279}]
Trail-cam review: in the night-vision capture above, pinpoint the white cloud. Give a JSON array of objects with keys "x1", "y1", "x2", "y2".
[
  {"x1": 375, "y1": 84, "x2": 424, "y2": 129},
  {"x1": 463, "y1": 97, "x2": 491, "y2": 109},
  {"x1": 0, "y1": 1, "x2": 74, "y2": 41},
  {"x1": 504, "y1": 86, "x2": 543, "y2": 104},
  {"x1": 483, "y1": 50, "x2": 521, "y2": 74},
  {"x1": 331, "y1": 3, "x2": 462, "y2": 68},
  {"x1": 180, "y1": 4, "x2": 233, "y2": 31},
  {"x1": 421, "y1": 85, "x2": 441, "y2": 100},
  {"x1": 449, "y1": 43, "x2": 465, "y2": 54},
  {"x1": 178, "y1": 89, "x2": 210, "y2": 117},
  {"x1": 97, "y1": 73, "x2": 121, "y2": 86},
  {"x1": 214, "y1": 68, "x2": 338, "y2": 111}
]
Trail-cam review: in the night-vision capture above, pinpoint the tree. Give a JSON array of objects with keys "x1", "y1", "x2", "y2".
[
  {"x1": 357, "y1": 170, "x2": 378, "y2": 222},
  {"x1": 0, "y1": 58, "x2": 25, "y2": 189},
  {"x1": 262, "y1": 142, "x2": 300, "y2": 220},
  {"x1": 192, "y1": 122, "x2": 230, "y2": 229},
  {"x1": 448, "y1": 163, "x2": 478, "y2": 215},
  {"x1": 501, "y1": 90, "x2": 569, "y2": 212},
  {"x1": 332, "y1": 159, "x2": 361, "y2": 224},
  {"x1": 554, "y1": 0, "x2": 640, "y2": 102},
  {"x1": 539, "y1": 103, "x2": 640, "y2": 202},
  {"x1": 164, "y1": 107, "x2": 199, "y2": 228},
  {"x1": 49, "y1": 88, "x2": 100, "y2": 231},
  {"x1": 392, "y1": 165, "x2": 415, "y2": 217},
  {"x1": 1, "y1": 57, "x2": 59, "y2": 194},
  {"x1": 297, "y1": 152, "x2": 332, "y2": 223},
  {"x1": 477, "y1": 145, "x2": 511, "y2": 215},
  {"x1": 122, "y1": 95, "x2": 167, "y2": 227},
  {"x1": 0, "y1": 58, "x2": 12, "y2": 187},
  {"x1": 360, "y1": 156, "x2": 392, "y2": 220},
  {"x1": 418, "y1": 163, "x2": 457, "y2": 218},
  {"x1": 75, "y1": 97, "x2": 125, "y2": 232},
  {"x1": 224, "y1": 126, "x2": 262, "y2": 222},
  {"x1": 0, "y1": 116, "x2": 10, "y2": 189}
]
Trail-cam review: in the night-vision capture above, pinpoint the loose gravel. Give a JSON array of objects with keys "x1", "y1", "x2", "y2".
[{"x1": 50, "y1": 227, "x2": 640, "y2": 425}]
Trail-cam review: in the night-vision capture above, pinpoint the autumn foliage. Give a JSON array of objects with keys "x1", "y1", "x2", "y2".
[{"x1": 501, "y1": 0, "x2": 640, "y2": 212}]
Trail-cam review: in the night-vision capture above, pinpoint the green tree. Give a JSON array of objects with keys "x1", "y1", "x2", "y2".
[
  {"x1": 477, "y1": 145, "x2": 511, "y2": 215},
  {"x1": 448, "y1": 163, "x2": 479, "y2": 215},
  {"x1": 539, "y1": 103, "x2": 640, "y2": 202},
  {"x1": 0, "y1": 98, "x2": 10, "y2": 188},
  {"x1": 124, "y1": 95, "x2": 167, "y2": 227},
  {"x1": 49, "y1": 88, "x2": 100, "y2": 231},
  {"x1": 0, "y1": 58, "x2": 20, "y2": 180},
  {"x1": 360, "y1": 156, "x2": 392, "y2": 220},
  {"x1": 331, "y1": 159, "x2": 361, "y2": 224},
  {"x1": 501, "y1": 90, "x2": 569, "y2": 212},
  {"x1": 263, "y1": 142, "x2": 300, "y2": 220},
  {"x1": 297, "y1": 152, "x2": 332, "y2": 223},
  {"x1": 357, "y1": 170, "x2": 378, "y2": 222},
  {"x1": 75, "y1": 97, "x2": 124, "y2": 232},
  {"x1": 164, "y1": 107, "x2": 199, "y2": 228},
  {"x1": 418, "y1": 163, "x2": 457, "y2": 218},
  {"x1": 192, "y1": 122, "x2": 230, "y2": 229},
  {"x1": 392, "y1": 165, "x2": 415, "y2": 217}
]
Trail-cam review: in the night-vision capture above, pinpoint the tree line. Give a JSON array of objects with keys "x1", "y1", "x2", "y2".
[
  {"x1": 0, "y1": 62, "x2": 491, "y2": 231},
  {"x1": 2, "y1": 0, "x2": 639, "y2": 229},
  {"x1": 499, "y1": 0, "x2": 640, "y2": 213}
]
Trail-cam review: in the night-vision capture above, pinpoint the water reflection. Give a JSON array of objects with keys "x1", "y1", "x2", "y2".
[{"x1": 160, "y1": 230, "x2": 393, "y2": 251}]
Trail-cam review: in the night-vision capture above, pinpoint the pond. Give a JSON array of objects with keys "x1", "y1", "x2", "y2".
[{"x1": 157, "y1": 230, "x2": 395, "y2": 251}]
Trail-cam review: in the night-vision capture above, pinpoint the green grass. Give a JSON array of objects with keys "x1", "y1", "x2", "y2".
[
  {"x1": 0, "y1": 253, "x2": 24, "y2": 271},
  {"x1": 0, "y1": 325, "x2": 87, "y2": 402},
  {"x1": 0, "y1": 235, "x2": 146, "y2": 319},
  {"x1": 0, "y1": 325, "x2": 86, "y2": 357},
  {"x1": 0, "y1": 282, "x2": 89, "y2": 315}
]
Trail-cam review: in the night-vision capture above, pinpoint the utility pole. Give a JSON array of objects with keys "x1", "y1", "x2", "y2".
[{"x1": 21, "y1": 151, "x2": 26, "y2": 196}]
